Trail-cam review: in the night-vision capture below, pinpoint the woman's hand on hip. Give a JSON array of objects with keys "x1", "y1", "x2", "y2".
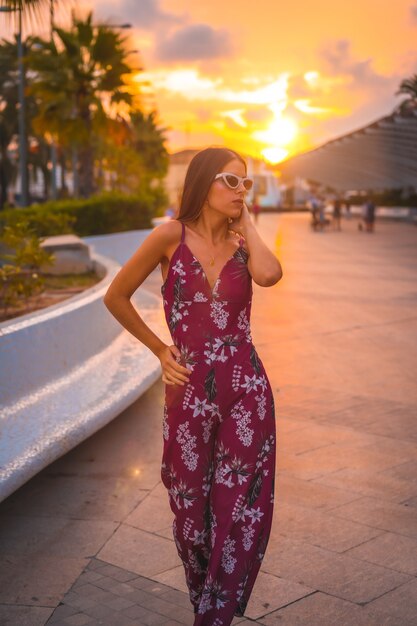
[{"x1": 159, "y1": 344, "x2": 191, "y2": 386}]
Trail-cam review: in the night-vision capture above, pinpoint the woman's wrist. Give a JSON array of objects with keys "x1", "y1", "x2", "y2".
[
  {"x1": 239, "y1": 216, "x2": 254, "y2": 238},
  {"x1": 154, "y1": 341, "x2": 168, "y2": 360}
]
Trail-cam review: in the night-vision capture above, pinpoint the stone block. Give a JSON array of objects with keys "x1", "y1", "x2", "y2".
[{"x1": 40, "y1": 234, "x2": 93, "y2": 275}]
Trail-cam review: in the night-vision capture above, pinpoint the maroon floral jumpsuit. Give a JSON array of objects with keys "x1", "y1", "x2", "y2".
[{"x1": 160, "y1": 221, "x2": 276, "y2": 625}]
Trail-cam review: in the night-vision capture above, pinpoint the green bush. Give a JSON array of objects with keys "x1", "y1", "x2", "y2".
[
  {"x1": 0, "y1": 206, "x2": 76, "y2": 237},
  {"x1": 0, "y1": 220, "x2": 55, "y2": 316},
  {"x1": 0, "y1": 188, "x2": 168, "y2": 237}
]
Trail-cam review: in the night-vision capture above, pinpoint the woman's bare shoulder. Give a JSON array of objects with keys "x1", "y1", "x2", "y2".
[
  {"x1": 152, "y1": 219, "x2": 183, "y2": 248},
  {"x1": 153, "y1": 219, "x2": 182, "y2": 245}
]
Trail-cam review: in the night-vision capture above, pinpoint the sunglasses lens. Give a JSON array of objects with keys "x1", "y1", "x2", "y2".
[
  {"x1": 243, "y1": 179, "x2": 253, "y2": 191},
  {"x1": 225, "y1": 174, "x2": 239, "y2": 188}
]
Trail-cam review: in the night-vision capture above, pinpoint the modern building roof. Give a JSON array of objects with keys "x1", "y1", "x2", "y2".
[{"x1": 279, "y1": 103, "x2": 417, "y2": 192}]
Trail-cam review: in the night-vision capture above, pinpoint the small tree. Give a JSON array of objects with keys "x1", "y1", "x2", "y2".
[{"x1": 0, "y1": 220, "x2": 54, "y2": 315}]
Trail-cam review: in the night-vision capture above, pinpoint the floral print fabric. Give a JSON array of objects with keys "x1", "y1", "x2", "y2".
[{"x1": 161, "y1": 221, "x2": 276, "y2": 625}]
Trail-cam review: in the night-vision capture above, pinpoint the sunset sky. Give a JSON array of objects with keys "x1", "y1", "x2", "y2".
[{"x1": 14, "y1": 1, "x2": 417, "y2": 162}]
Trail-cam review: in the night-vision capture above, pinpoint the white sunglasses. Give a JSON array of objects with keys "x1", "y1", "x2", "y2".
[{"x1": 214, "y1": 172, "x2": 254, "y2": 191}]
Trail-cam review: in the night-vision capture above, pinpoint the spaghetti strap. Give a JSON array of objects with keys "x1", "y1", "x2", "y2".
[{"x1": 180, "y1": 221, "x2": 185, "y2": 244}]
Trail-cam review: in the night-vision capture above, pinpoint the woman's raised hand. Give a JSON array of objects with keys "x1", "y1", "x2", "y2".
[{"x1": 159, "y1": 344, "x2": 191, "y2": 386}]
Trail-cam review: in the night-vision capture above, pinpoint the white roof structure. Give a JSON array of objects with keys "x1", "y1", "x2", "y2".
[{"x1": 279, "y1": 105, "x2": 417, "y2": 192}]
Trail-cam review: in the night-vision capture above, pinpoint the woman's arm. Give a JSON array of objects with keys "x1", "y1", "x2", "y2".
[
  {"x1": 231, "y1": 203, "x2": 283, "y2": 287},
  {"x1": 103, "y1": 221, "x2": 190, "y2": 386}
]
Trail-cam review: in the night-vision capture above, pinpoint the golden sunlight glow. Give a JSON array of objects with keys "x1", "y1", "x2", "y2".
[
  {"x1": 164, "y1": 70, "x2": 218, "y2": 92},
  {"x1": 253, "y1": 116, "x2": 297, "y2": 146},
  {"x1": 262, "y1": 147, "x2": 289, "y2": 163},
  {"x1": 304, "y1": 71, "x2": 320, "y2": 85},
  {"x1": 253, "y1": 104, "x2": 299, "y2": 163},
  {"x1": 303, "y1": 72, "x2": 351, "y2": 95},
  {"x1": 139, "y1": 69, "x2": 290, "y2": 108},
  {"x1": 220, "y1": 109, "x2": 247, "y2": 127},
  {"x1": 137, "y1": 69, "x2": 222, "y2": 97},
  {"x1": 137, "y1": 66, "x2": 349, "y2": 158},
  {"x1": 221, "y1": 75, "x2": 289, "y2": 105},
  {"x1": 294, "y1": 99, "x2": 333, "y2": 115},
  {"x1": 101, "y1": 0, "x2": 414, "y2": 160}
]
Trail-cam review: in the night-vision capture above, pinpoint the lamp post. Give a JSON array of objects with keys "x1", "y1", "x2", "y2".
[
  {"x1": 0, "y1": 2, "x2": 28, "y2": 207},
  {"x1": 49, "y1": 0, "x2": 57, "y2": 200}
]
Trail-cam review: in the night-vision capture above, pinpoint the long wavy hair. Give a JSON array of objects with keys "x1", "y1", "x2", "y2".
[{"x1": 177, "y1": 147, "x2": 247, "y2": 223}]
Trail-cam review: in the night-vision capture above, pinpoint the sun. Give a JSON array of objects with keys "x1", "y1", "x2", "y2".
[
  {"x1": 253, "y1": 114, "x2": 298, "y2": 164},
  {"x1": 262, "y1": 147, "x2": 289, "y2": 164},
  {"x1": 253, "y1": 116, "x2": 297, "y2": 145}
]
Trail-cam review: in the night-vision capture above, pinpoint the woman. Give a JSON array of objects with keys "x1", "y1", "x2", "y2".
[
  {"x1": 104, "y1": 147, "x2": 283, "y2": 625},
  {"x1": 250, "y1": 195, "x2": 261, "y2": 223},
  {"x1": 332, "y1": 197, "x2": 342, "y2": 231}
]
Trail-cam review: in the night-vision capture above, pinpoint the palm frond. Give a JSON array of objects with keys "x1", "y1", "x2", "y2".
[{"x1": 396, "y1": 74, "x2": 417, "y2": 99}]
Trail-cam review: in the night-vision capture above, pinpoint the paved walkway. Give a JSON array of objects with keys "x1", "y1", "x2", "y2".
[{"x1": 1, "y1": 213, "x2": 416, "y2": 626}]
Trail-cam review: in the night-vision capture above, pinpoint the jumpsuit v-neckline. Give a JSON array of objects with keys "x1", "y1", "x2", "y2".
[
  {"x1": 160, "y1": 220, "x2": 276, "y2": 625},
  {"x1": 162, "y1": 224, "x2": 243, "y2": 296}
]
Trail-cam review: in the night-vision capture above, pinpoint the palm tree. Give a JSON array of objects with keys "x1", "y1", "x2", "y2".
[
  {"x1": 0, "y1": 0, "x2": 72, "y2": 206},
  {"x1": 0, "y1": 35, "x2": 58, "y2": 207},
  {"x1": 28, "y1": 11, "x2": 134, "y2": 197},
  {"x1": 0, "y1": 0, "x2": 67, "y2": 23},
  {"x1": 0, "y1": 36, "x2": 41, "y2": 208},
  {"x1": 0, "y1": 37, "x2": 19, "y2": 209},
  {"x1": 395, "y1": 74, "x2": 417, "y2": 114},
  {"x1": 95, "y1": 109, "x2": 169, "y2": 193},
  {"x1": 129, "y1": 110, "x2": 169, "y2": 179}
]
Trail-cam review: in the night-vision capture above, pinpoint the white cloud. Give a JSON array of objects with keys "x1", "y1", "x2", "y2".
[
  {"x1": 96, "y1": 0, "x2": 183, "y2": 28},
  {"x1": 155, "y1": 24, "x2": 234, "y2": 62}
]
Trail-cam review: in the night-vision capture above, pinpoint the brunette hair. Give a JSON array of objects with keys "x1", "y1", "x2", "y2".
[{"x1": 177, "y1": 147, "x2": 246, "y2": 223}]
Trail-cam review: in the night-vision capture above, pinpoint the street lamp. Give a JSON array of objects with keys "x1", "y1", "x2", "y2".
[
  {"x1": 50, "y1": 0, "x2": 57, "y2": 200},
  {"x1": 0, "y1": 3, "x2": 28, "y2": 207}
]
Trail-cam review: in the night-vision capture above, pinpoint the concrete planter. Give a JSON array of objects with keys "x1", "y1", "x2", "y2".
[{"x1": 0, "y1": 244, "x2": 167, "y2": 502}]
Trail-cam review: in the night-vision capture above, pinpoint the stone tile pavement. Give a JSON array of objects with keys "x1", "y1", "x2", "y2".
[
  {"x1": 45, "y1": 558, "x2": 208, "y2": 626},
  {"x1": 1, "y1": 213, "x2": 417, "y2": 625}
]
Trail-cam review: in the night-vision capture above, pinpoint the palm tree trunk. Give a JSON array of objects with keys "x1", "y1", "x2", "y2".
[
  {"x1": 59, "y1": 149, "x2": 67, "y2": 196},
  {"x1": 78, "y1": 106, "x2": 94, "y2": 197},
  {"x1": 78, "y1": 145, "x2": 94, "y2": 197},
  {"x1": 0, "y1": 156, "x2": 7, "y2": 210},
  {"x1": 71, "y1": 147, "x2": 79, "y2": 197}
]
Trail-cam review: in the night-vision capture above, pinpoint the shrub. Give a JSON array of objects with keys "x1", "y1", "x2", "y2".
[
  {"x1": 0, "y1": 220, "x2": 54, "y2": 316},
  {"x1": 0, "y1": 188, "x2": 168, "y2": 237}
]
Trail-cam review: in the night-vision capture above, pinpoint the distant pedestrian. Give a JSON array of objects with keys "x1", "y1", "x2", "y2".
[
  {"x1": 364, "y1": 199, "x2": 376, "y2": 233},
  {"x1": 251, "y1": 196, "x2": 261, "y2": 223},
  {"x1": 358, "y1": 202, "x2": 366, "y2": 231},
  {"x1": 318, "y1": 196, "x2": 327, "y2": 232},
  {"x1": 359, "y1": 198, "x2": 376, "y2": 233},
  {"x1": 332, "y1": 197, "x2": 342, "y2": 231},
  {"x1": 309, "y1": 195, "x2": 320, "y2": 231},
  {"x1": 344, "y1": 199, "x2": 351, "y2": 220}
]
